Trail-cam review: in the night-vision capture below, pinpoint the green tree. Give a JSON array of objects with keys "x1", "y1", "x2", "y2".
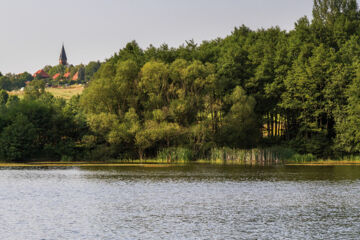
[
  {"x1": 219, "y1": 86, "x2": 260, "y2": 148},
  {"x1": 81, "y1": 60, "x2": 139, "y2": 116},
  {"x1": 24, "y1": 79, "x2": 46, "y2": 100},
  {"x1": 0, "y1": 114, "x2": 37, "y2": 161},
  {"x1": 85, "y1": 61, "x2": 101, "y2": 81},
  {"x1": 139, "y1": 61, "x2": 169, "y2": 109},
  {"x1": 0, "y1": 76, "x2": 12, "y2": 91},
  {"x1": 0, "y1": 90, "x2": 9, "y2": 105},
  {"x1": 334, "y1": 65, "x2": 360, "y2": 153}
]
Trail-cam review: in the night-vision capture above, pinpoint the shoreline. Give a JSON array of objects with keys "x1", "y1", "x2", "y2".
[
  {"x1": 0, "y1": 160, "x2": 360, "y2": 167},
  {"x1": 0, "y1": 162, "x2": 177, "y2": 167}
]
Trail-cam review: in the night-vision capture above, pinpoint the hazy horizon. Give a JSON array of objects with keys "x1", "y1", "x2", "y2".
[{"x1": 0, "y1": 0, "x2": 313, "y2": 74}]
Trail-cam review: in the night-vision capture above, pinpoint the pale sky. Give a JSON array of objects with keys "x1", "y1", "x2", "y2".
[{"x1": 0, "y1": 0, "x2": 314, "y2": 74}]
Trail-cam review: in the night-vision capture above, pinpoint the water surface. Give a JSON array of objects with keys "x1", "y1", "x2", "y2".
[{"x1": 0, "y1": 164, "x2": 359, "y2": 239}]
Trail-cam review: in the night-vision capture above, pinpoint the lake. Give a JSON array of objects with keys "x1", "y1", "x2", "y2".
[{"x1": 0, "y1": 164, "x2": 359, "y2": 239}]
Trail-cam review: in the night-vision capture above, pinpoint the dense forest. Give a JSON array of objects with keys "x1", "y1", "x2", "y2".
[{"x1": 1, "y1": 0, "x2": 360, "y2": 162}]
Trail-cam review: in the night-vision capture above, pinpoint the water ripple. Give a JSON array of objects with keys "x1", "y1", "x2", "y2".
[{"x1": 0, "y1": 165, "x2": 359, "y2": 239}]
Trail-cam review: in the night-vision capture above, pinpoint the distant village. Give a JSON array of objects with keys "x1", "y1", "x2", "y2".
[
  {"x1": 31, "y1": 45, "x2": 85, "y2": 87},
  {"x1": 0, "y1": 45, "x2": 101, "y2": 93}
]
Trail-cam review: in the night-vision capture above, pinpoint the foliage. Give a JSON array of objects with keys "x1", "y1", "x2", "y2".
[
  {"x1": 3, "y1": 0, "x2": 360, "y2": 161},
  {"x1": 0, "y1": 90, "x2": 9, "y2": 105},
  {"x1": 0, "y1": 91, "x2": 87, "y2": 161},
  {"x1": 24, "y1": 79, "x2": 46, "y2": 100},
  {"x1": 0, "y1": 114, "x2": 37, "y2": 161}
]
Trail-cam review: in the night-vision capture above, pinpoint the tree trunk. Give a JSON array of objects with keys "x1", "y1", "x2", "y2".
[
  {"x1": 270, "y1": 113, "x2": 274, "y2": 137},
  {"x1": 138, "y1": 149, "x2": 144, "y2": 161},
  {"x1": 267, "y1": 113, "x2": 271, "y2": 137},
  {"x1": 275, "y1": 114, "x2": 278, "y2": 137}
]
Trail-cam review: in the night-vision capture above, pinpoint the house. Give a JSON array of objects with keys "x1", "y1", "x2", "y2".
[
  {"x1": 64, "y1": 72, "x2": 71, "y2": 78},
  {"x1": 33, "y1": 69, "x2": 50, "y2": 79},
  {"x1": 52, "y1": 73, "x2": 61, "y2": 80},
  {"x1": 72, "y1": 72, "x2": 79, "y2": 81}
]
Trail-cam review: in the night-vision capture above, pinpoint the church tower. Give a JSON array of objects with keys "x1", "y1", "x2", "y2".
[{"x1": 59, "y1": 44, "x2": 68, "y2": 65}]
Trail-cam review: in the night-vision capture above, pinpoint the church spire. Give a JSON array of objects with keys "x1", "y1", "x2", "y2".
[{"x1": 59, "y1": 43, "x2": 68, "y2": 65}]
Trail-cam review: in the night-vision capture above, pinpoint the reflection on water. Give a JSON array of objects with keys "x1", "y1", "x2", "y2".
[{"x1": 0, "y1": 164, "x2": 359, "y2": 239}]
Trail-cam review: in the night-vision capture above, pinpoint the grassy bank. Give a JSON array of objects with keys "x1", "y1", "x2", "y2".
[
  {"x1": 286, "y1": 160, "x2": 360, "y2": 166},
  {"x1": 1, "y1": 147, "x2": 360, "y2": 167},
  {"x1": 1, "y1": 159, "x2": 360, "y2": 167},
  {"x1": 0, "y1": 162, "x2": 175, "y2": 167},
  {"x1": 153, "y1": 148, "x2": 360, "y2": 166},
  {"x1": 1, "y1": 160, "x2": 360, "y2": 167},
  {"x1": 97, "y1": 147, "x2": 314, "y2": 166},
  {"x1": 286, "y1": 155, "x2": 360, "y2": 166}
]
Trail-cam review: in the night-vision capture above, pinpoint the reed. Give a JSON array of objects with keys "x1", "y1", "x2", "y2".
[
  {"x1": 207, "y1": 146, "x2": 296, "y2": 165},
  {"x1": 340, "y1": 155, "x2": 360, "y2": 162},
  {"x1": 286, "y1": 153, "x2": 316, "y2": 163},
  {"x1": 156, "y1": 147, "x2": 194, "y2": 163}
]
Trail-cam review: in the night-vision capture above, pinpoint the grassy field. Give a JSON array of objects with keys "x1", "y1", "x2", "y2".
[
  {"x1": 9, "y1": 84, "x2": 84, "y2": 100},
  {"x1": 46, "y1": 85, "x2": 84, "y2": 99}
]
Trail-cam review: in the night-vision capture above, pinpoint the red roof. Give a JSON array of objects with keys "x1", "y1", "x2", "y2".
[
  {"x1": 72, "y1": 72, "x2": 79, "y2": 81},
  {"x1": 52, "y1": 73, "x2": 61, "y2": 80},
  {"x1": 64, "y1": 72, "x2": 70, "y2": 78},
  {"x1": 33, "y1": 69, "x2": 50, "y2": 78}
]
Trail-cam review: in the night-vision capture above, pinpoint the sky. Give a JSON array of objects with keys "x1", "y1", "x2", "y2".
[{"x1": 0, "y1": 0, "x2": 314, "y2": 74}]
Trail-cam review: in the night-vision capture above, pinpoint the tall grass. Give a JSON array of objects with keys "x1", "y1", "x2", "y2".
[
  {"x1": 286, "y1": 153, "x2": 316, "y2": 163},
  {"x1": 155, "y1": 146, "x2": 316, "y2": 165},
  {"x1": 157, "y1": 147, "x2": 194, "y2": 163},
  {"x1": 207, "y1": 146, "x2": 298, "y2": 165},
  {"x1": 339, "y1": 155, "x2": 360, "y2": 162},
  {"x1": 109, "y1": 146, "x2": 319, "y2": 165}
]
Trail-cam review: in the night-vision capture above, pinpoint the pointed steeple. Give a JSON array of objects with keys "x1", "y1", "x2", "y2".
[{"x1": 59, "y1": 43, "x2": 68, "y2": 65}]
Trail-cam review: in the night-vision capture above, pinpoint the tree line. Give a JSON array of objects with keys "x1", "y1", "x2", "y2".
[{"x1": 1, "y1": 0, "x2": 360, "y2": 161}]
